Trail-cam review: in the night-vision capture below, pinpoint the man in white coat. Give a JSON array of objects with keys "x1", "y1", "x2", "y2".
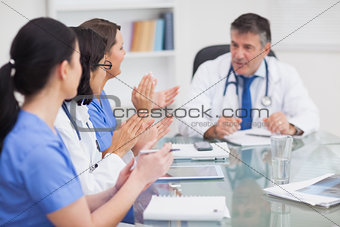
[{"x1": 179, "y1": 13, "x2": 319, "y2": 139}]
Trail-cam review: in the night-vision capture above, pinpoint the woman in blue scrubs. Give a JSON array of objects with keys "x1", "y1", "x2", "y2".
[{"x1": 0, "y1": 18, "x2": 173, "y2": 226}]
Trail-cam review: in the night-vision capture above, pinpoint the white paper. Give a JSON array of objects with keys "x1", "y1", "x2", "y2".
[
  {"x1": 245, "y1": 128, "x2": 272, "y2": 137},
  {"x1": 143, "y1": 195, "x2": 230, "y2": 221},
  {"x1": 224, "y1": 129, "x2": 271, "y2": 146}
]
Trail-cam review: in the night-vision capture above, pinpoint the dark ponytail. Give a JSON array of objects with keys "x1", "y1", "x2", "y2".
[
  {"x1": 0, "y1": 17, "x2": 77, "y2": 150},
  {"x1": 0, "y1": 63, "x2": 19, "y2": 149}
]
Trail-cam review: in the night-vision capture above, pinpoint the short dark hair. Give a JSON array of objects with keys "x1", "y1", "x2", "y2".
[
  {"x1": 70, "y1": 27, "x2": 106, "y2": 105},
  {"x1": 0, "y1": 17, "x2": 77, "y2": 149},
  {"x1": 80, "y1": 18, "x2": 121, "y2": 53},
  {"x1": 231, "y1": 13, "x2": 271, "y2": 47}
]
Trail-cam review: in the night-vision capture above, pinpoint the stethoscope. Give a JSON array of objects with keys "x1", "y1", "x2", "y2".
[
  {"x1": 223, "y1": 59, "x2": 272, "y2": 107},
  {"x1": 62, "y1": 102, "x2": 99, "y2": 172}
]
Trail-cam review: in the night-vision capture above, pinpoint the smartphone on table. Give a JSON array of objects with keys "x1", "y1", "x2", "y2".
[{"x1": 194, "y1": 141, "x2": 213, "y2": 151}]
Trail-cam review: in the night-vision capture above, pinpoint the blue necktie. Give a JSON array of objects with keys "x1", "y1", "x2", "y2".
[{"x1": 240, "y1": 76, "x2": 257, "y2": 130}]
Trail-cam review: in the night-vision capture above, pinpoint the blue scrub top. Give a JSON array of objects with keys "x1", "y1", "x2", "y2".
[
  {"x1": 88, "y1": 90, "x2": 117, "y2": 152},
  {"x1": 0, "y1": 110, "x2": 83, "y2": 226}
]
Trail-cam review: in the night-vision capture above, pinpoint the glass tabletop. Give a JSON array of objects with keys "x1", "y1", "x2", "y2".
[{"x1": 134, "y1": 131, "x2": 340, "y2": 227}]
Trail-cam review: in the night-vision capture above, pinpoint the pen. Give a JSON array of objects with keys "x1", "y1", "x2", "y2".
[{"x1": 140, "y1": 148, "x2": 180, "y2": 154}]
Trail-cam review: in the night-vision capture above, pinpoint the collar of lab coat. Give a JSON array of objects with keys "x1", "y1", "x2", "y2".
[
  {"x1": 66, "y1": 100, "x2": 91, "y2": 124},
  {"x1": 265, "y1": 55, "x2": 281, "y2": 84},
  {"x1": 253, "y1": 60, "x2": 266, "y2": 78},
  {"x1": 216, "y1": 53, "x2": 281, "y2": 84}
]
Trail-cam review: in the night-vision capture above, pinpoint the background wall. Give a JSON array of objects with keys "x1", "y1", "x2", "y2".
[
  {"x1": 1, "y1": 0, "x2": 339, "y2": 136},
  {"x1": 0, "y1": 0, "x2": 46, "y2": 61}
]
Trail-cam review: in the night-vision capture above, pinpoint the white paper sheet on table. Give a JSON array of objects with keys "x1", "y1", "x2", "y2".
[{"x1": 224, "y1": 129, "x2": 271, "y2": 146}]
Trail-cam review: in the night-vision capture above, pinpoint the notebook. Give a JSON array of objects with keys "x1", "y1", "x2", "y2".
[
  {"x1": 264, "y1": 173, "x2": 340, "y2": 208},
  {"x1": 143, "y1": 195, "x2": 230, "y2": 221},
  {"x1": 224, "y1": 129, "x2": 271, "y2": 146},
  {"x1": 171, "y1": 142, "x2": 229, "y2": 160}
]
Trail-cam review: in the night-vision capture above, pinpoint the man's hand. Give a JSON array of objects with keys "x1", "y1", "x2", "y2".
[
  {"x1": 204, "y1": 117, "x2": 242, "y2": 139},
  {"x1": 263, "y1": 112, "x2": 296, "y2": 135}
]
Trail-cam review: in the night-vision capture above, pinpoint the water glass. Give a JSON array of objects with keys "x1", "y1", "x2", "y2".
[{"x1": 271, "y1": 135, "x2": 293, "y2": 185}]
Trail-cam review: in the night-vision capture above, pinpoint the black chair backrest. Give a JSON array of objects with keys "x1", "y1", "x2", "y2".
[{"x1": 192, "y1": 44, "x2": 277, "y2": 77}]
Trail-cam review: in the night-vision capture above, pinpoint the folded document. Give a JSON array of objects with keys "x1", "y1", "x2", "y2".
[
  {"x1": 143, "y1": 195, "x2": 230, "y2": 221},
  {"x1": 264, "y1": 173, "x2": 340, "y2": 208}
]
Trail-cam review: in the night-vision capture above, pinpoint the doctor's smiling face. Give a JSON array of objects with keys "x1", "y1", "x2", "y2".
[{"x1": 230, "y1": 30, "x2": 270, "y2": 76}]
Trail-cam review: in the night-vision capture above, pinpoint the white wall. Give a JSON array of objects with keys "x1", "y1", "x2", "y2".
[
  {"x1": 0, "y1": 0, "x2": 46, "y2": 62},
  {"x1": 175, "y1": 0, "x2": 268, "y2": 103},
  {"x1": 1, "y1": 0, "x2": 340, "y2": 136},
  {"x1": 276, "y1": 50, "x2": 340, "y2": 136}
]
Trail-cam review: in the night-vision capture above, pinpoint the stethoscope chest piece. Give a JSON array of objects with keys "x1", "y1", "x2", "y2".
[{"x1": 261, "y1": 96, "x2": 272, "y2": 107}]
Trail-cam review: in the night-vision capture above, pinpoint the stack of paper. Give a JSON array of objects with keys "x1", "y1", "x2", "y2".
[
  {"x1": 224, "y1": 128, "x2": 271, "y2": 146},
  {"x1": 264, "y1": 173, "x2": 340, "y2": 208},
  {"x1": 171, "y1": 142, "x2": 229, "y2": 160},
  {"x1": 143, "y1": 195, "x2": 230, "y2": 221}
]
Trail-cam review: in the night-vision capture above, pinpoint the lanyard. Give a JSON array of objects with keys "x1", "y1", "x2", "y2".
[
  {"x1": 62, "y1": 102, "x2": 100, "y2": 151},
  {"x1": 62, "y1": 102, "x2": 81, "y2": 140},
  {"x1": 62, "y1": 102, "x2": 100, "y2": 173}
]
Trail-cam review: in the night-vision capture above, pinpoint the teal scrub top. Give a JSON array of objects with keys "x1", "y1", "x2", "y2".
[{"x1": 0, "y1": 110, "x2": 83, "y2": 226}]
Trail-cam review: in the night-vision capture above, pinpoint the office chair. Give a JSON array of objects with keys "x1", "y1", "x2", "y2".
[{"x1": 192, "y1": 44, "x2": 277, "y2": 78}]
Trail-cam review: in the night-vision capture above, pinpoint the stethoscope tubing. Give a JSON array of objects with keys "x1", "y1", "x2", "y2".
[{"x1": 223, "y1": 59, "x2": 270, "y2": 106}]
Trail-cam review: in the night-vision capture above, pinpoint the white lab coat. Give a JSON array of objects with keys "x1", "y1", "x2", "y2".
[
  {"x1": 179, "y1": 53, "x2": 319, "y2": 137},
  {"x1": 54, "y1": 101, "x2": 126, "y2": 195}
]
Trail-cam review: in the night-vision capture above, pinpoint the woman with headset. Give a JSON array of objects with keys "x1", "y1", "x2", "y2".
[{"x1": 80, "y1": 18, "x2": 179, "y2": 158}]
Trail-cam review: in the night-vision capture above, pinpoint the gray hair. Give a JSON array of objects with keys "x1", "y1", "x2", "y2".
[{"x1": 231, "y1": 13, "x2": 271, "y2": 48}]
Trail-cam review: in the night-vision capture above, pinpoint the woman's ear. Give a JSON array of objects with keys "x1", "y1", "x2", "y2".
[{"x1": 58, "y1": 60, "x2": 69, "y2": 81}]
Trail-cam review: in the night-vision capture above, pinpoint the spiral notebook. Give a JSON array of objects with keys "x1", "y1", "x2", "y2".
[{"x1": 143, "y1": 195, "x2": 230, "y2": 221}]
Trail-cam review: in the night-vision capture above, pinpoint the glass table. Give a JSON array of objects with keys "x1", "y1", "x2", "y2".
[{"x1": 134, "y1": 131, "x2": 340, "y2": 227}]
